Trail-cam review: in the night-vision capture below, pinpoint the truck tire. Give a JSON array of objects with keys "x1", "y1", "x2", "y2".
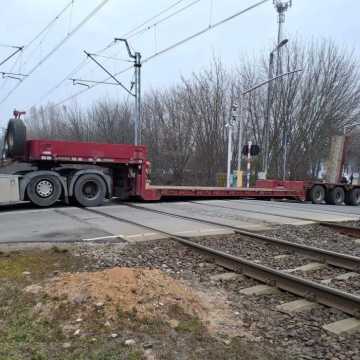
[
  {"x1": 73, "y1": 174, "x2": 106, "y2": 207},
  {"x1": 26, "y1": 175, "x2": 62, "y2": 207},
  {"x1": 345, "y1": 188, "x2": 360, "y2": 206},
  {"x1": 309, "y1": 185, "x2": 325, "y2": 204},
  {"x1": 326, "y1": 187, "x2": 345, "y2": 205},
  {"x1": 5, "y1": 119, "x2": 26, "y2": 158}
]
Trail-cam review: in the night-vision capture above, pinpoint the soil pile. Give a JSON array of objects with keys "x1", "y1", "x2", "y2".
[{"x1": 46, "y1": 267, "x2": 207, "y2": 321}]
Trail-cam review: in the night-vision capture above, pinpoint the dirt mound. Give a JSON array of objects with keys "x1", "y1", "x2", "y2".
[{"x1": 46, "y1": 267, "x2": 207, "y2": 321}]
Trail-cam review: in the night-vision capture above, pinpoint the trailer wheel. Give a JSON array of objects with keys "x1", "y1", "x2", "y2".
[
  {"x1": 26, "y1": 175, "x2": 62, "y2": 207},
  {"x1": 309, "y1": 185, "x2": 325, "y2": 204},
  {"x1": 74, "y1": 174, "x2": 106, "y2": 207},
  {"x1": 345, "y1": 188, "x2": 360, "y2": 206},
  {"x1": 5, "y1": 119, "x2": 26, "y2": 157},
  {"x1": 326, "y1": 187, "x2": 345, "y2": 205}
]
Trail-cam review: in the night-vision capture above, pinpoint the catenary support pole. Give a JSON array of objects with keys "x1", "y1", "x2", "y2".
[
  {"x1": 273, "y1": 1, "x2": 292, "y2": 180},
  {"x1": 264, "y1": 52, "x2": 274, "y2": 176},
  {"x1": 226, "y1": 125, "x2": 233, "y2": 188},
  {"x1": 246, "y1": 141, "x2": 252, "y2": 188},
  {"x1": 134, "y1": 52, "x2": 142, "y2": 145},
  {"x1": 114, "y1": 38, "x2": 142, "y2": 145},
  {"x1": 238, "y1": 118, "x2": 243, "y2": 174}
]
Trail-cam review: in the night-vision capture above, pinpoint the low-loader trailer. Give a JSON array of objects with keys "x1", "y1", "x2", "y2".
[{"x1": 0, "y1": 118, "x2": 359, "y2": 207}]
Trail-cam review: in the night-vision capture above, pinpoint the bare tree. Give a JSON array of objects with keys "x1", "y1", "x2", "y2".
[
  {"x1": 25, "y1": 40, "x2": 360, "y2": 185},
  {"x1": 237, "y1": 40, "x2": 360, "y2": 179}
]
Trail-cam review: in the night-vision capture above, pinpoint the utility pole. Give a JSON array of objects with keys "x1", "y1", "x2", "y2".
[
  {"x1": 263, "y1": 38, "x2": 288, "y2": 177},
  {"x1": 115, "y1": 38, "x2": 142, "y2": 145},
  {"x1": 226, "y1": 123, "x2": 233, "y2": 188},
  {"x1": 273, "y1": 0, "x2": 292, "y2": 180},
  {"x1": 0, "y1": 127, "x2": 6, "y2": 160},
  {"x1": 273, "y1": 1, "x2": 291, "y2": 75},
  {"x1": 244, "y1": 68, "x2": 302, "y2": 183},
  {"x1": 226, "y1": 103, "x2": 239, "y2": 188},
  {"x1": 134, "y1": 52, "x2": 142, "y2": 145},
  {"x1": 246, "y1": 141, "x2": 252, "y2": 188},
  {"x1": 77, "y1": 39, "x2": 142, "y2": 146},
  {"x1": 226, "y1": 69, "x2": 302, "y2": 187},
  {"x1": 237, "y1": 102, "x2": 243, "y2": 174}
]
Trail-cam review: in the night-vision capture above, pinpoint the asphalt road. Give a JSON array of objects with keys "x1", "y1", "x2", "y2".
[{"x1": 0, "y1": 199, "x2": 359, "y2": 245}]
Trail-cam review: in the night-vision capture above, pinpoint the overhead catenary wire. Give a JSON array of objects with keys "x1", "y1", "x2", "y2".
[
  {"x1": 53, "y1": 63, "x2": 134, "y2": 107},
  {"x1": 122, "y1": 0, "x2": 188, "y2": 38},
  {"x1": 35, "y1": 0, "x2": 194, "y2": 106},
  {"x1": 35, "y1": 0, "x2": 195, "y2": 106},
  {"x1": 90, "y1": 53, "x2": 133, "y2": 62},
  {"x1": 143, "y1": 0, "x2": 270, "y2": 63},
  {"x1": 127, "y1": 0, "x2": 202, "y2": 40},
  {"x1": 36, "y1": 40, "x2": 117, "y2": 105},
  {"x1": 52, "y1": 0, "x2": 271, "y2": 107},
  {"x1": 0, "y1": 48, "x2": 24, "y2": 92},
  {"x1": 0, "y1": 44, "x2": 22, "y2": 49},
  {"x1": 20, "y1": 1, "x2": 78, "y2": 72},
  {"x1": 0, "y1": 0, "x2": 110, "y2": 106},
  {"x1": 0, "y1": 1, "x2": 76, "y2": 86},
  {"x1": 0, "y1": 47, "x2": 23, "y2": 68},
  {"x1": 209, "y1": 0, "x2": 214, "y2": 26},
  {"x1": 25, "y1": 0, "x2": 76, "y2": 50},
  {"x1": 67, "y1": 0, "x2": 75, "y2": 35}
]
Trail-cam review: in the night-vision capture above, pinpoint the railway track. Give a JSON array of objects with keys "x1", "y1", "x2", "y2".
[
  {"x1": 319, "y1": 222, "x2": 360, "y2": 238},
  {"x1": 122, "y1": 203, "x2": 360, "y2": 272},
  {"x1": 84, "y1": 207, "x2": 360, "y2": 317},
  {"x1": 189, "y1": 200, "x2": 360, "y2": 238}
]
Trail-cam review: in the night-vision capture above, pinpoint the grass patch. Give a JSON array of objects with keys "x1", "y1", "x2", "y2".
[
  {"x1": 175, "y1": 317, "x2": 202, "y2": 334},
  {"x1": 0, "y1": 248, "x2": 292, "y2": 360},
  {"x1": 0, "y1": 248, "x2": 75, "y2": 281},
  {"x1": 127, "y1": 351, "x2": 143, "y2": 360}
]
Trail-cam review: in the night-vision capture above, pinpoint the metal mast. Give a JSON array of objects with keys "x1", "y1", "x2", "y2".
[
  {"x1": 226, "y1": 104, "x2": 239, "y2": 188},
  {"x1": 273, "y1": 0, "x2": 292, "y2": 75},
  {"x1": 273, "y1": 0, "x2": 292, "y2": 180},
  {"x1": 134, "y1": 52, "x2": 142, "y2": 145},
  {"x1": 115, "y1": 38, "x2": 142, "y2": 145},
  {"x1": 79, "y1": 39, "x2": 142, "y2": 146}
]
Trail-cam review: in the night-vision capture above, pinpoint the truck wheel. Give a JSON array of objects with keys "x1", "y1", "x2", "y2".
[
  {"x1": 309, "y1": 185, "x2": 325, "y2": 204},
  {"x1": 5, "y1": 119, "x2": 26, "y2": 157},
  {"x1": 26, "y1": 175, "x2": 62, "y2": 207},
  {"x1": 327, "y1": 187, "x2": 345, "y2": 205},
  {"x1": 345, "y1": 188, "x2": 360, "y2": 206},
  {"x1": 74, "y1": 174, "x2": 106, "y2": 207}
]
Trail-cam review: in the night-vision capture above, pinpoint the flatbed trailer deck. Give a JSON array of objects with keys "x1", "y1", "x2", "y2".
[
  {"x1": 147, "y1": 185, "x2": 305, "y2": 201},
  {"x1": 0, "y1": 118, "x2": 359, "y2": 207}
]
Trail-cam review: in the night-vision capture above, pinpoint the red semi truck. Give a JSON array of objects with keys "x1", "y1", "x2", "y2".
[{"x1": 0, "y1": 118, "x2": 359, "y2": 207}]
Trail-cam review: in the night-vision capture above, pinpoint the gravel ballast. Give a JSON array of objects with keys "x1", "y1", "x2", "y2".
[
  {"x1": 75, "y1": 232, "x2": 360, "y2": 360},
  {"x1": 261, "y1": 223, "x2": 360, "y2": 257}
]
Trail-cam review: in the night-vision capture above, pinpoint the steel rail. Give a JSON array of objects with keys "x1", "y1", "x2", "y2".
[
  {"x1": 190, "y1": 200, "x2": 360, "y2": 234},
  {"x1": 84, "y1": 207, "x2": 360, "y2": 317},
  {"x1": 319, "y1": 222, "x2": 360, "y2": 238},
  {"x1": 122, "y1": 203, "x2": 360, "y2": 272}
]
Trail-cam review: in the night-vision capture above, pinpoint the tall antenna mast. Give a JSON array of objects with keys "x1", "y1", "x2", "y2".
[
  {"x1": 273, "y1": 1, "x2": 292, "y2": 180},
  {"x1": 273, "y1": 0, "x2": 292, "y2": 74}
]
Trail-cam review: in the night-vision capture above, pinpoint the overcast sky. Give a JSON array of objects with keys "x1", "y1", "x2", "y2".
[{"x1": 0, "y1": 0, "x2": 358, "y2": 128}]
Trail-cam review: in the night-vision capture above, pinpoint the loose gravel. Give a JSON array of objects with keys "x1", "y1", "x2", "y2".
[
  {"x1": 75, "y1": 234, "x2": 360, "y2": 360},
  {"x1": 191, "y1": 234, "x2": 313, "y2": 270},
  {"x1": 261, "y1": 223, "x2": 360, "y2": 257},
  {"x1": 189, "y1": 233, "x2": 360, "y2": 296}
]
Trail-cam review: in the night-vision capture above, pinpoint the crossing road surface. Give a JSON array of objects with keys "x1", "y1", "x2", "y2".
[{"x1": 0, "y1": 200, "x2": 359, "y2": 244}]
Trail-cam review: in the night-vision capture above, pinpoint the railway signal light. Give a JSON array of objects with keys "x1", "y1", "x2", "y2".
[{"x1": 242, "y1": 144, "x2": 260, "y2": 156}]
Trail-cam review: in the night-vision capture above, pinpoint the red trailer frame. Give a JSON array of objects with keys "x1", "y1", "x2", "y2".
[
  {"x1": 2, "y1": 109, "x2": 359, "y2": 208},
  {"x1": 3, "y1": 137, "x2": 358, "y2": 207},
  {"x1": 19, "y1": 139, "x2": 306, "y2": 202}
]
